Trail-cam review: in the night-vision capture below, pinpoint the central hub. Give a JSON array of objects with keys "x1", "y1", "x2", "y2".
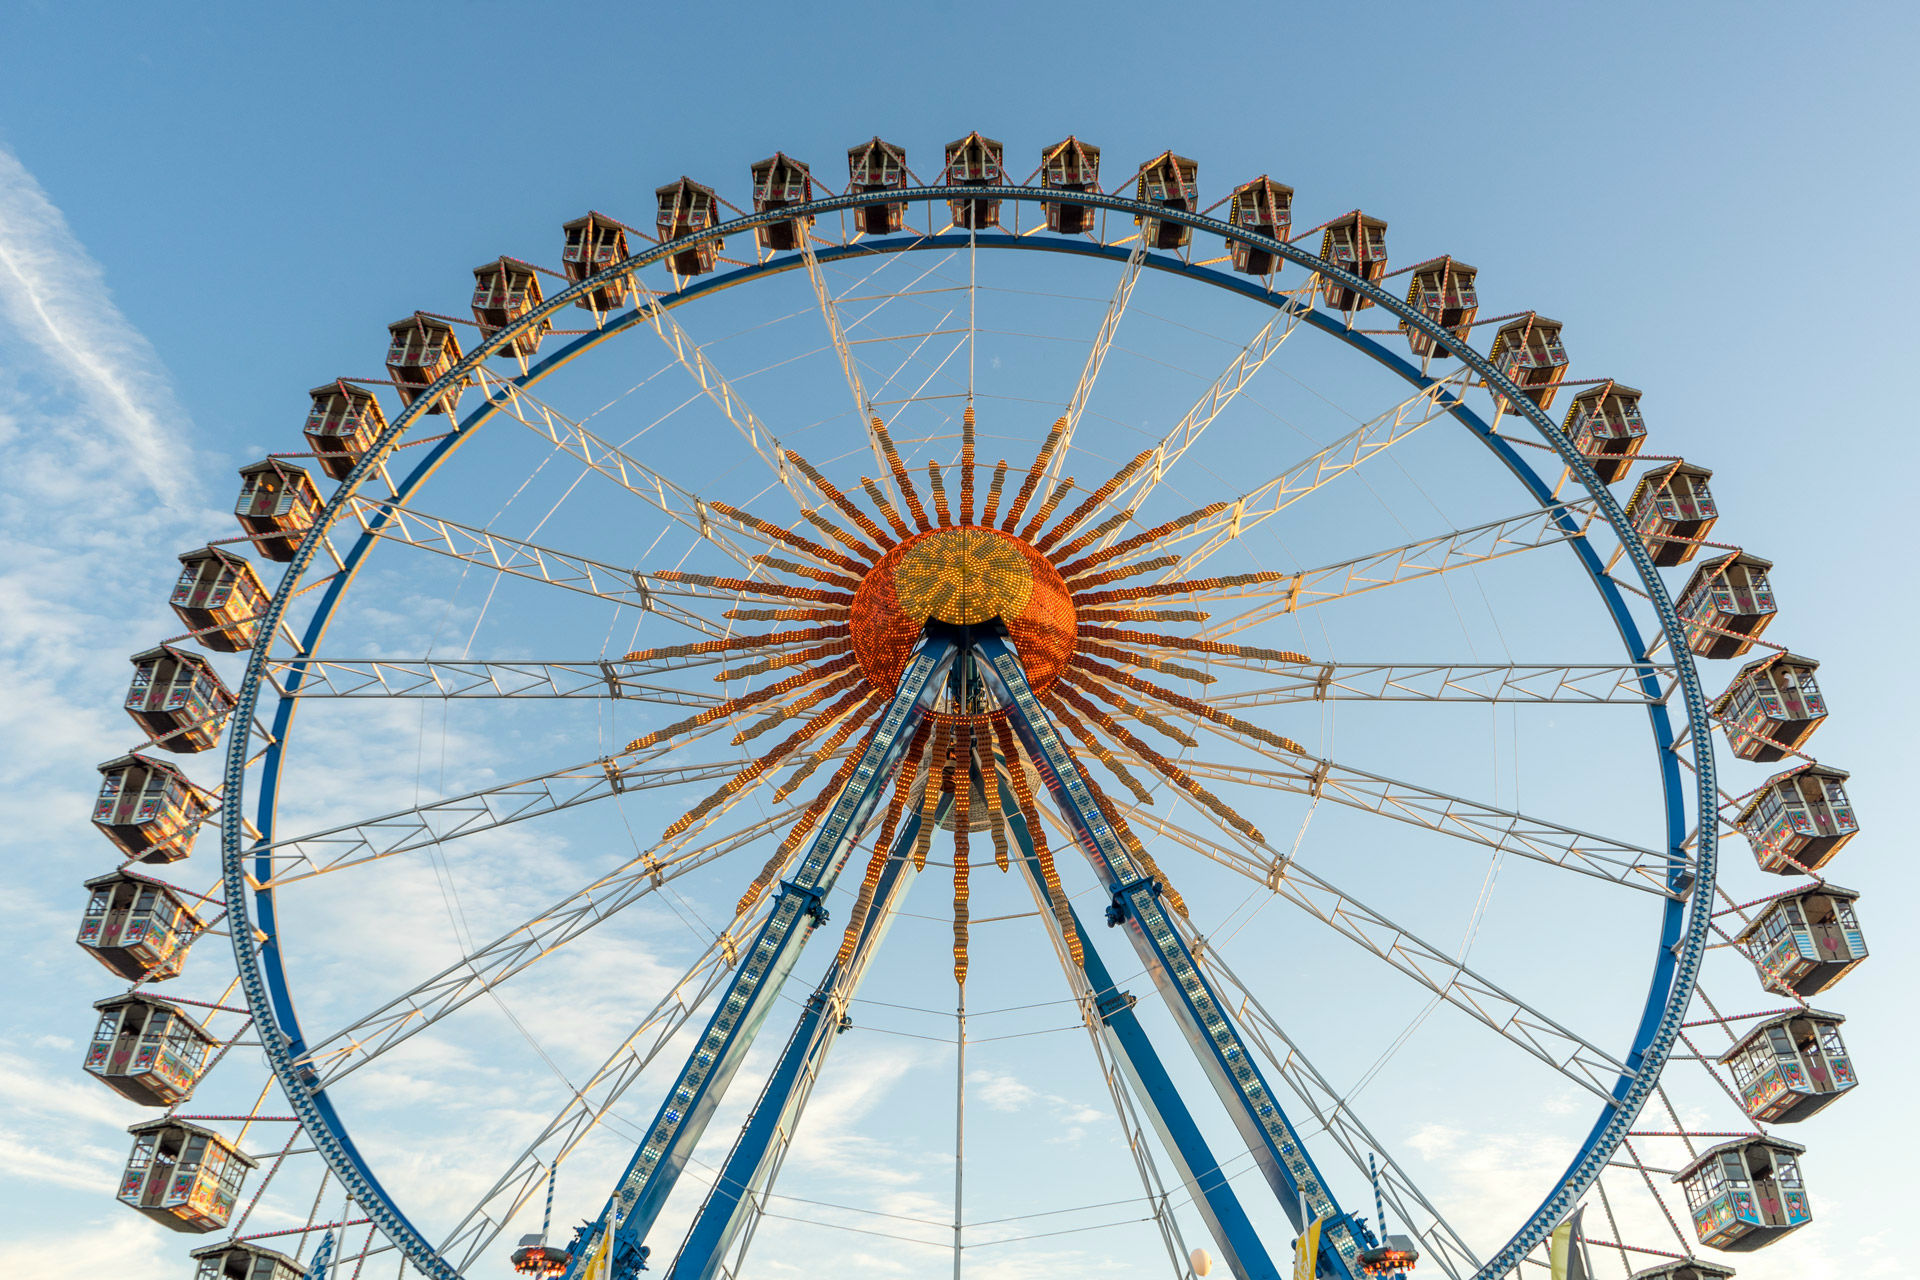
[
  {"x1": 895, "y1": 527, "x2": 1033, "y2": 625},
  {"x1": 851, "y1": 525, "x2": 1076, "y2": 692}
]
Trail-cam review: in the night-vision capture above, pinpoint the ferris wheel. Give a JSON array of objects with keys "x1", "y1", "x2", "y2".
[{"x1": 78, "y1": 133, "x2": 1868, "y2": 1280}]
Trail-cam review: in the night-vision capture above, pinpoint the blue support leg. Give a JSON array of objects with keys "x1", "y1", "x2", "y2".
[
  {"x1": 997, "y1": 774, "x2": 1283, "y2": 1280},
  {"x1": 975, "y1": 631, "x2": 1369, "y2": 1280},
  {"x1": 665, "y1": 795, "x2": 946, "y2": 1280},
  {"x1": 564, "y1": 636, "x2": 960, "y2": 1280}
]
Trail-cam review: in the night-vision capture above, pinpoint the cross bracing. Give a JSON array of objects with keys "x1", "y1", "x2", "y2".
[
  {"x1": 1145, "y1": 372, "x2": 1475, "y2": 580},
  {"x1": 264, "y1": 656, "x2": 727, "y2": 704},
  {"x1": 1116, "y1": 803, "x2": 1637, "y2": 1100},
  {"x1": 1203, "y1": 661, "x2": 1673, "y2": 707},
  {"x1": 1197, "y1": 500, "x2": 1601, "y2": 636},
  {"x1": 1123, "y1": 750, "x2": 1685, "y2": 896},
  {"x1": 298, "y1": 809, "x2": 797, "y2": 1087},
  {"x1": 252, "y1": 720, "x2": 827, "y2": 885},
  {"x1": 340, "y1": 494, "x2": 725, "y2": 637}
]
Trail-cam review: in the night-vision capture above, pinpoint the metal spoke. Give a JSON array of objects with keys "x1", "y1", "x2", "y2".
[
  {"x1": 1119, "y1": 804, "x2": 1634, "y2": 1100},
  {"x1": 470, "y1": 368, "x2": 769, "y2": 576},
  {"x1": 1188, "y1": 933, "x2": 1482, "y2": 1280},
  {"x1": 834, "y1": 250, "x2": 964, "y2": 402},
  {"x1": 299, "y1": 807, "x2": 797, "y2": 1087},
  {"x1": 1144, "y1": 373, "x2": 1472, "y2": 580},
  {"x1": 1141, "y1": 744, "x2": 1684, "y2": 895},
  {"x1": 799, "y1": 233, "x2": 907, "y2": 505},
  {"x1": 1195, "y1": 499, "x2": 1599, "y2": 639},
  {"x1": 1105, "y1": 305, "x2": 1310, "y2": 535},
  {"x1": 341, "y1": 494, "x2": 725, "y2": 637},
  {"x1": 254, "y1": 724, "x2": 787, "y2": 886},
  {"x1": 1201, "y1": 661, "x2": 1673, "y2": 708},
  {"x1": 264, "y1": 655, "x2": 729, "y2": 705},
  {"x1": 1042, "y1": 237, "x2": 1148, "y2": 497},
  {"x1": 797, "y1": 233, "x2": 960, "y2": 515},
  {"x1": 799, "y1": 237, "x2": 869, "y2": 418},
  {"x1": 436, "y1": 920, "x2": 760, "y2": 1271},
  {"x1": 631, "y1": 280, "x2": 810, "y2": 509}
]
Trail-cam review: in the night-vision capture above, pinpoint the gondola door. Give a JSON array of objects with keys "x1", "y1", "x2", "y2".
[
  {"x1": 1752, "y1": 1159, "x2": 1784, "y2": 1226},
  {"x1": 108, "y1": 1007, "x2": 141, "y2": 1075},
  {"x1": 102, "y1": 885, "x2": 133, "y2": 947}
]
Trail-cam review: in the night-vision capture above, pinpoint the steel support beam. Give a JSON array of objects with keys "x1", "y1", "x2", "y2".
[
  {"x1": 564, "y1": 634, "x2": 959, "y2": 1280},
  {"x1": 664, "y1": 797, "x2": 942, "y2": 1280},
  {"x1": 997, "y1": 769, "x2": 1282, "y2": 1280},
  {"x1": 975, "y1": 628, "x2": 1367, "y2": 1280}
]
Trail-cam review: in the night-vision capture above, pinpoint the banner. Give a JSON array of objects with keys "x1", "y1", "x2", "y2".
[
  {"x1": 1292, "y1": 1214, "x2": 1325, "y2": 1280},
  {"x1": 1549, "y1": 1205, "x2": 1592, "y2": 1280}
]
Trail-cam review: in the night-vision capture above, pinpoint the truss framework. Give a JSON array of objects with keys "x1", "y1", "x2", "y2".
[
  {"x1": 264, "y1": 655, "x2": 726, "y2": 704},
  {"x1": 1205, "y1": 661, "x2": 1674, "y2": 708},
  {"x1": 301, "y1": 807, "x2": 798, "y2": 1086},
  {"x1": 202, "y1": 179, "x2": 1724, "y2": 1280},
  {"x1": 1197, "y1": 500, "x2": 1601, "y2": 638}
]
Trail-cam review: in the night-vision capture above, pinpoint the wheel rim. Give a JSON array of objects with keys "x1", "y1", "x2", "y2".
[{"x1": 217, "y1": 184, "x2": 1717, "y2": 1280}]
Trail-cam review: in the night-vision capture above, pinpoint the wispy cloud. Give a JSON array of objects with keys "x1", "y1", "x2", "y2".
[
  {"x1": 0, "y1": 145, "x2": 195, "y2": 505},
  {"x1": 0, "y1": 144, "x2": 221, "y2": 840},
  {"x1": 968, "y1": 1066, "x2": 1104, "y2": 1137},
  {"x1": 0, "y1": 1045, "x2": 149, "y2": 1210},
  {"x1": 0, "y1": 145, "x2": 222, "y2": 1278},
  {"x1": 0, "y1": 1214, "x2": 174, "y2": 1270}
]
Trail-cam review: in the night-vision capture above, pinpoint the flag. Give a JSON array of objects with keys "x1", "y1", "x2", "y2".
[
  {"x1": 303, "y1": 1229, "x2": 337, "y2": 1280},
  {"x1": 1292, "y1": 1214, "x2": 1325, "y2": 1280},
  {"x1": 1549, "y1": 1205, "x2": 1593, "y2": 1280}
]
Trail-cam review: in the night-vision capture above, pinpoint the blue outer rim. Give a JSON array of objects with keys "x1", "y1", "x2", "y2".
[{"x1": 220, "y1": 184, "x2": 1713, "y2": 1280}]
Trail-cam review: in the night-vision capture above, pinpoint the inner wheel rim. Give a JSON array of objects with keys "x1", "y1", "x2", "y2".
[{"x1": 205, "y1": 180, "x2": 1721, "y2": 1280}]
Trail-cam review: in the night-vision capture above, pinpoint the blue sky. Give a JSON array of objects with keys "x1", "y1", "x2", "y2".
[{"x1": 1, "y1": 4, "x2": 1915, "y2": 1279}]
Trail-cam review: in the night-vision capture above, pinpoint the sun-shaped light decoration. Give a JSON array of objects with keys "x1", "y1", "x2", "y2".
[
  {"x1": 851, "y1": 526, "x2": 1075, "y2": 692},
  {"x1": 619, "y1": 406, "x2": 1310, "y2": 986}
]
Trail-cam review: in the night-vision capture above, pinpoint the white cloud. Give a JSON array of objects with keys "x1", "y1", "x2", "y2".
[
  {"x1": 0, "y1": 146, "x2": 224, "y2": 1280},
  {"x1": 966, "y1": 1065, "x2": 1104, "y2": 1138},
  {"x1": 0, "y1": 1127, "x2": 125, "y2": 1192},
  {"x1": 0, "y1": 1213, "x2": 175, "y2": 1270},
  {"x1": 0, "y1": 142, "x2": 222, "y2": 850},
  {"x1": 785, "y1": 1042, "x2": 931, "y2": 1186},
  {"x1": 0, "y1": 1048, "x2": 149, "y2": 1212},
  {"x1": 970, "y1": 1067, "x2": 1039, "y2": 1111},
  {"x1": 0, "y1": 1047, "x2": 146, "y2": 1130},
  {"x1": 0, "y1": 146, "x2": 195, "y2": 504}
]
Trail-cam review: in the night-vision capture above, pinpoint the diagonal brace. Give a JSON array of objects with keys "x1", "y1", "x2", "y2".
[
  {"x1": 664, "y1": 795, "x2": 945, "y2": 1280},
  {"x1": 563, "y1": 634, "x2": 960, "y2": 1280},
  {"x1": 975, "y1": 628, "x2": 1369, "y2": 1280},
  {"x1": 997, "y1": 768, "x2": 1282, "y2": 1280}
]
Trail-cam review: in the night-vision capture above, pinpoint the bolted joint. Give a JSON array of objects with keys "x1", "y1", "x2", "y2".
[
  {"x1": 609, "y1": 1241, "x2": 651, "y2": 1278},
  {"x1": 1103, "y1": 876, "x2": 1160, "y2": 926},
  {"x1": 1093, "y1": 987, "x2": 1137, "y2": 1024},
  {"x1": 778, "y1": 878, "x2": 830, "y2": 926}
]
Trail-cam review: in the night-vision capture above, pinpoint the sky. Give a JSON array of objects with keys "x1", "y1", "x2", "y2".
[{"x1": 2, "y1": 4, "x2": 1917, "y2": 1279}]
